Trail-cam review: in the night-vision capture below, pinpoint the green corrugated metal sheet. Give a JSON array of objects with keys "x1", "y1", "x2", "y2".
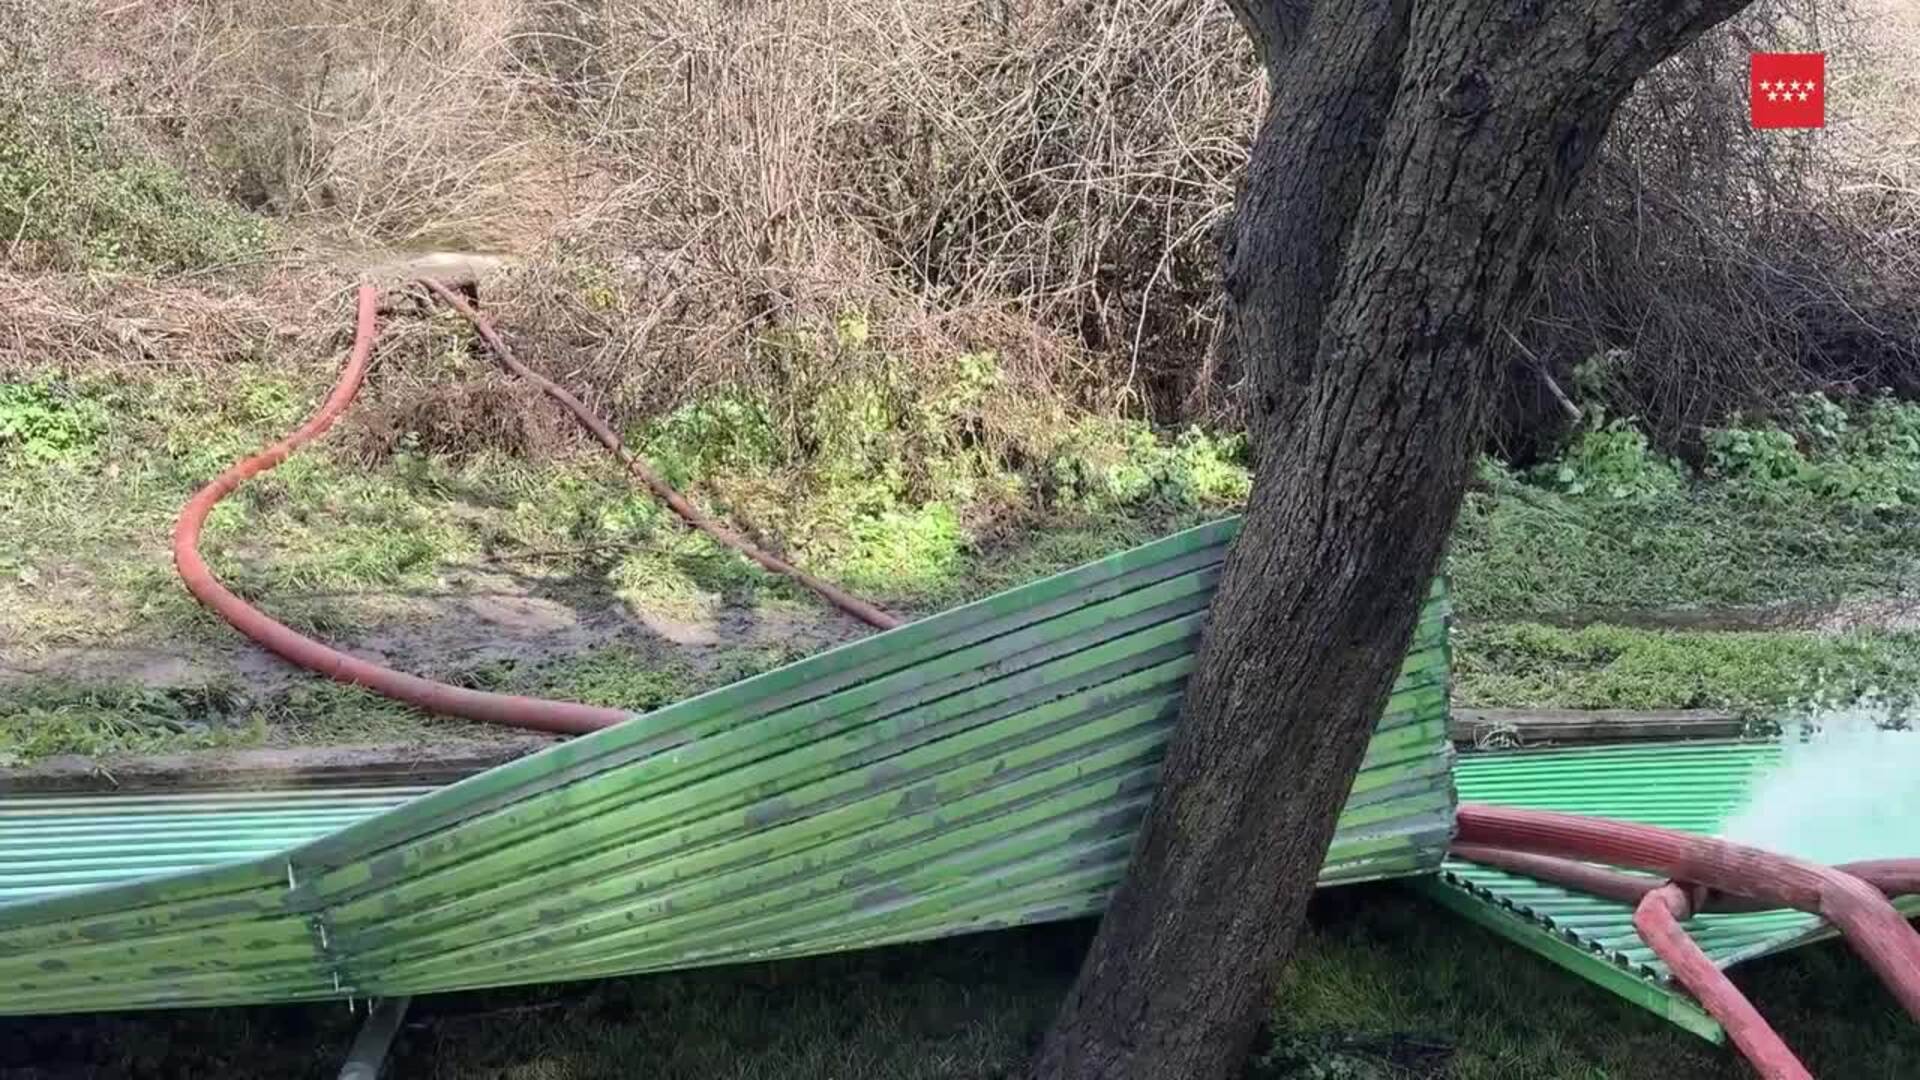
[
  {"x1": 1417, "y1": 741, "x2": 1920, "y2": 1043},
  {"x1": 0, "y1": 517, "x2": 1457, "y2": 1015},
  {"x1": 0, "y1": 788, "x2": 432, "y2": 904}
]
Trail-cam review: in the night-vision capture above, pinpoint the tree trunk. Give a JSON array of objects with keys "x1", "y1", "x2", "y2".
[{"x1": 1029, "y1": 2, "x2": 1755, "y2": 1077}]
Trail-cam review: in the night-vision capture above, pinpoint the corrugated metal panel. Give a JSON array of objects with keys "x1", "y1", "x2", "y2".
[
  {"x1": 0, "y1": 517, "x2": 1456, "y2": 1014},
  {"x1": 0, "y1": 788, "x2": 431, "y2": 903},
  {"x1": 1417, "y1": 741, "x2": 1920, "y2": 1042}
]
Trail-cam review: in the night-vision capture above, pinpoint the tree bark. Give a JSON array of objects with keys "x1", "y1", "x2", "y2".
[{"x1": 1029, "y1": 3, "x2": 1755, "y2": 1078}]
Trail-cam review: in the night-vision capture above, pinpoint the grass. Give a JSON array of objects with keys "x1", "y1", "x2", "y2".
[
  {"x1": 1452, "y1": 398, "x2": 1920, "y2": 621},
  {"x1": 7, "y1": 365, "x2": 1920, "y2": 759},
  {"x1": 1454, "y1": 623, "x2": 1920, "y2": 713},
  {"x1": 9, "y1": 888, "x2": 1913, "y2": 1078},
  {"x1": 0, "y1": 356, "x2": 1245, "y2": 636},
  {"x1": 1259, "y1": 889, "x2": 1919, "y2": 1079},
  {"x1": 0, "y1": 681, "x2": 262, "y2": 767},
  {"x1": 1449, "y1": 469, "x2": 1920, "y2": 623},
  {"x1": 0, "y1": 645, "x2": 809, "y2": 762},
  {"x1": 0, "y1": 359, "x2": 1243, "y2": 761}
]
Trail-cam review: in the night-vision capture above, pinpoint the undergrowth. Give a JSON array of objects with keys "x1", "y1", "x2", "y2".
[
  {"x1": 10, "y1": 366, "x2": 1920, "y2": 757},
  {"x1": 0, "y1": 645, "x2": 803, "y2": 763},
  {"x1": 0, "y1": 342, "x2": 1248, "y2": 762},
  {"x1": 0, "y1": 682, "x2": 260, "y2": 767},
  {"x1": 1259, "y1": 889, "x2": 1918, "y2": 1079},
  {"x1": 1453, "y1": 394, "x2": 1920, "y2": 620},
  {"x1": 0, "y1": 78, "x2": 268, "y2": 272},
  {"x1": 1453, "y1": 623, "x2": 1920, "y2": 714}
]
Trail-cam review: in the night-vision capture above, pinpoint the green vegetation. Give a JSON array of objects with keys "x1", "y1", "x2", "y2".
[
  {"x1": 1449, "y1": 394, "x2": 1920, "y2": 713},
  {"x1": 1259, "y1": 890, "x2": 1918, "y2": 1079},
  {"x1": 0, "y1": 351, "x2": 1245, "y2": 761},
  {"x1": 618, "y1": 324, "x2": 1252, "y2": 610},
  {"x1": 1455, "y1": 623, "x2": 1920, "y2": 713},
  {"x1": 0, "y1": 378, "x2": 110, "y2": 464},
  {"x1": 0, "y1": 646, "x2": 788, "y2": 763},
  {"x1": 0, "y1": 681, "x2": 259, "y2": 768},
  {"x1": 1707, "y1": 392, "x2": 1920, "y2": 511},
  {"x1": 1452, "y1": 395, "x2": 1920, "y2": 621},
  {"x1": 12, "y1": 889, "x2": 1911, "y2": 1078},
  {"x1": 9, "y1": 369, "x2": 1920, "y2": 757},
  {"x1": 0, "y1": 86, "x2": 269, "y2": 273}
]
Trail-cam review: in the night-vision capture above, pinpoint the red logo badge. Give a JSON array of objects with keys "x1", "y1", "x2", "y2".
[{"x1": 1750, "y1": 52, "x2": 1825, "y2": 129}]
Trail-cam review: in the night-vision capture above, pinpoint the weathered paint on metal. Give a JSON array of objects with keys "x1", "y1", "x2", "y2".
[
  {"x1": 0, "y1": 517, "x2": 1457, "y2": 1015},
  {"x1": 1415, "y1": 740, "x2": 1920, "y2": 1042}
]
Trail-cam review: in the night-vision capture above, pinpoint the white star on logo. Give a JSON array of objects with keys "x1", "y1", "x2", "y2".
[
  {"x1": 1759, "y1": 80, "x2": 1772, "y2": 91},
  {"x1": 1768, "y1": 91, "x2": 1780, "y2": 101},
  {"x1": 1798, "y1": 91, "x2": 1810, "y2": 101},
  {"x1": 1790, "y1": 80, "x2": 1802, "y2": 91},
  {"x1": 1806, "y1": 81, "x2": 1818, "y2": 93}
]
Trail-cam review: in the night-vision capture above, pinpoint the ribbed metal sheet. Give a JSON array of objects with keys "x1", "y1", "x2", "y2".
[
  {"x1": 1418, "y1": 741, "x2": 1920, "y2": 1042},
  {"x1": 0, "y1": 788, "x2": 431, "y2": 904},
  {"x1": 0, "y1": 517, "x2": 1456, "y2": 1015}
]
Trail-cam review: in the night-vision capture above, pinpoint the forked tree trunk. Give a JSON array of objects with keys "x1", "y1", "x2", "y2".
[{"x1": 1030, "y1": 2, "x2": 1755, "y2": 1077}]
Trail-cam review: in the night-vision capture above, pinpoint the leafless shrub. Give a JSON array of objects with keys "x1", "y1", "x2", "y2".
[
  {"x1": 479, "y1": 0, "x2": 1257, "y2": 436},
  {"x1": 1499, "y1": 0, "x2": 1920, "y2": 455},
  {"x1": 0, "y1": 270, "x2": 310, "y2": 377},
  {"x1": 72, "y1": 0, "x2": 579, "y2": 249},
  {"x1": 19, "y1": 0, "x2": 1920, "y2": 460}
]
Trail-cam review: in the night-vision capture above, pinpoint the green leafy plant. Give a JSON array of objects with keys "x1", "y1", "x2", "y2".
[
  {"x1": 0, "y1": 380, "x2": 110, "y2": 464},
  {"x1": 1707, "y1": 393, "x2": 1920, "y2": 509},
  {"x1": 1705, "y1": 425, "x2": 1807, "y2": 487},
  {"x1": 638, "y1": 396, "x2": 782, "y2": 488},
  {"x1": 1047, "y1": 419, "x2": 1250, "y2": 512},
  {"x1": 1530, "y1": 414, "x2": 1683, "y2": 500}
]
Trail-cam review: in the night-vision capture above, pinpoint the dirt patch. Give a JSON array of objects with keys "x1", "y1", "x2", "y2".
[
  {"x1": 1, "y1": 643, "x2": 295, "y2": 696},
  {"x1": 1, "y1": 564, "x2": 869, "y2": 750},
  {"x1": 341, "y1": 568, "x2": 862, "y2": 677},
  {"x1": 3, "y1": 737, "x2": 555, "y2": 795}
]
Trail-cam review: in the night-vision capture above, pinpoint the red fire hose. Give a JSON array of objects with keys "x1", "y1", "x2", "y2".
[
  {"x1": 1457, "y1": 804, "x2": 1920, "y2": 1078},
  {"x1": 173, "y1": 282, "x2": 901, "y2": 737},
  {"x1": 173, "y1": 287, "x2": 627, "y2": 734},
  {"x1": 1451, "y1": 844, "x2": 1920, "y2": 913},
  {"x1": 1635, "y1": 883, "x2": 1810, "y2": 1080}
]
